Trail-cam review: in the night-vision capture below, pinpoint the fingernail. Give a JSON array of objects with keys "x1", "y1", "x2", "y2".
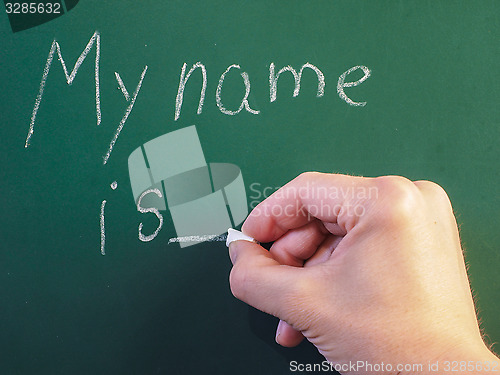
[
  {"x1": 275, "y1": 321, "x2": 282, "y2": 344},
  {"x1": 228, "y1": 242, "x2": 238, "y2": 265}
]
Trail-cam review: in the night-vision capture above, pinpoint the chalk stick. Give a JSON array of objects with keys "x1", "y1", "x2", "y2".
[{"x1": 226, "y1": 228, "x2": 257, "y2": 247}]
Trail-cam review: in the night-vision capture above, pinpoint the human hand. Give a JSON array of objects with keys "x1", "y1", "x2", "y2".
[{"x1": 228, "y1": 173, "x2": 499, "y2": 374}]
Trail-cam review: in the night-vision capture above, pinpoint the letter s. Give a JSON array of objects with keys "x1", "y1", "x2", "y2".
[{"x1": 137, "y1": 188, "x2": 164, "y2": 242}]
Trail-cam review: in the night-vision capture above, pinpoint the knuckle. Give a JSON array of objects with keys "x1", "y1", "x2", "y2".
[
  {"x1": 414, "y1": 181, "x2": 455, "y2": 220},
  {"x1": 294, "y1": 171, "x2": 321, "y2": 183},
  {"x1": 373, "y1": 175, "x2": 423, "y2": 225},
  {"x1": 414, "y1": 180, "x2": 451, "y2": 204}
]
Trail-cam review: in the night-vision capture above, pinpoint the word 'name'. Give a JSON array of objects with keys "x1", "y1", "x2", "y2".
[{"x1": 25, "y1": 31, "x2": 371, "y2": 165}]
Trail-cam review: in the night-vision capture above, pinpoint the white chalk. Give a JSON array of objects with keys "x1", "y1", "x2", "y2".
[
  {"x1": 103, "y1": 65, "x2": 148, "y2": 165},
  {"x1": 226, "y1": 228, "x2": 257, "y2": 247},
  {"x1": 100, "y1": 199, "x2": 106, "y2": 255},
  {"x1": 26, "y1": 31, "x2": 101, "y2": 148},
  {"x1": 168, "y1": 234, "x2": 226, "y2": 244}
]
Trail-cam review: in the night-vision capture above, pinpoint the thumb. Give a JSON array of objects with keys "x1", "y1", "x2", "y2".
[{"x1": 228, "y1": 240, "x2": 303, "y2": 321}]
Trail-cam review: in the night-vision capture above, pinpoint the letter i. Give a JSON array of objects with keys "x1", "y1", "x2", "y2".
[{"x1": 100, "y1": 181, "x2": 118, "y2": 255}]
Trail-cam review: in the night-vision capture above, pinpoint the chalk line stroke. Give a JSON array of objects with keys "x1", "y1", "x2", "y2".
[
  {"x1": 103, "y1": 65, "x2": 148, "y2": 165},
  {"x1": 337, "y1": 65, "x2": 371, "y2": 107},
  {"x1": 100, "y1": 199, "x2": 106, "y2": 255},
  {"x1": 25, "y1": 31, "x2": 101, "y2": 148},
  {"x1": 137, "y1": 188, "x2": 164, "y2": 242},
  {"x1": 216, "y1": 64, "x2": 260, "y2": 115},
  {"x1": 174, "y1": 62, "x2": 207, "y2": 121},
  {"x1": 168, "y1": 234, "x2": 227, "y2": 244},
  {"x1": 269, "y1": 62, "x2": 325, "y2": 103},
  {"x1": 115, "y1": 72, "x2": 130, "y2": 101}
]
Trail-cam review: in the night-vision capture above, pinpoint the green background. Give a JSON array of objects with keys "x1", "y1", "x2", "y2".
[{"x1": 1, "y1": 1, "x2": 499, "y2": 374}]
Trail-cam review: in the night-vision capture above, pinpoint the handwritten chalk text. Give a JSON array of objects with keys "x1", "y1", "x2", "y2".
[
  {"x1": 26, "y1": 30, "x2": 371, "y2": 165},
  {"x1": 23, "y1": 30, "x2": 371, "y2": 254}
]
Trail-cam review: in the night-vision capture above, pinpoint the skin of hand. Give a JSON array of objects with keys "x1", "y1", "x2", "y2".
[{"x1": 228, "y1": 172, "x2": 499, "y2": 375}]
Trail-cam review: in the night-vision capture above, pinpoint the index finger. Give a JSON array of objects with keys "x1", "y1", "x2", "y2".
[{"x1": 242, "y1": 172, "x2": 373, "y2": 243}]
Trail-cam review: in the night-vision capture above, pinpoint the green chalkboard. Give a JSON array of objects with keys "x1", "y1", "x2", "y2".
[{"x1": 1, "y1": 1, "x2": 499, "y2": 374}]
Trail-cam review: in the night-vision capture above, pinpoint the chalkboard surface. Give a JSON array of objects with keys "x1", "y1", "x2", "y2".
[{"x1": 1, "y1": 1, "x2": 499, "y2": 374}]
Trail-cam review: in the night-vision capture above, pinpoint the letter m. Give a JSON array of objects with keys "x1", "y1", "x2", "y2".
[
  {"x1": 269, "y1": 62, "x2": 325, "y2": 103},
  {"x1": 25, "y1": 31, "x2": 101, "y2": 147}
]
